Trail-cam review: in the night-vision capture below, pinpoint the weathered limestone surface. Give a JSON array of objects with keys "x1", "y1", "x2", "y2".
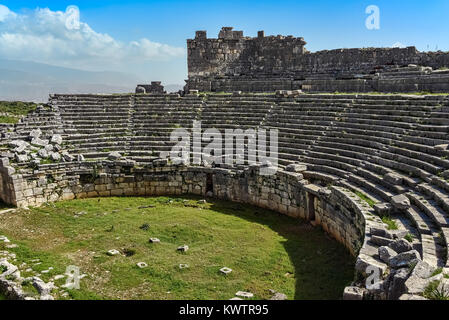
[
  {"x1": 186, "y1": 27, "x2": 449, "y2": 93},
  {"x1": 0, "y1": 258, "x2": 55, "y2": 300},
  {"x1": 2, "y1": 91, "x2": 449, "y2": 300}
]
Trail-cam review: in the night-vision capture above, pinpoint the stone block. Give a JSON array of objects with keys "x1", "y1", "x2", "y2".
[
  {"x1": 343, "y1": 286, "x2": 365, "y2": 300},
  {"x1": 388, "y1": 250, "x2": 421, "y2": 269},
  {"x1": 379, "y1": 246, "x2": 397, "y2": 264},
  {"x1": 373, "y1": 203, "x2": 392, "y2": 216},
  {"x1": 411, "y1": 261, "x2": 436, "y2": 279},
  {"x1": 50, "y1": 135, "x2": 63, "y2": 145},
  {"x1": 388, "y1": 239, "x2": 413, "y2": 254},
  {"x1": 31, "y1": 138, "x2": 49, "y2": 147},
  {"x1": 29, "y1": 129, "x2": 42, "y2": 139},
  {"x1": 384, "y1": 173, "x2": 402, "y2": 185},
  {"x1": 405, "y1": 273, "x2": 443, "y2": 295},
  {"x1": 391, "y1": 194, "x2": 411, "y2": 211},
  {"x1": 355, "y1": 254, "x2": 387, "y2": 277},
  {"x1": 285, "y1": 163, "x2": 307, "y2": 173},
  {"x1": 370, "y1": 235, "x2": 394, "y2": 247},
  {"x1": 388, "y1": 268, "x2": 410, "y2": 300}
]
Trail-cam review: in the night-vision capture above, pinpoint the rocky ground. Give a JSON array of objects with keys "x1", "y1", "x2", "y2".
[{"x1": 0, "y1": 229, "x2": 60, "y2": 300}]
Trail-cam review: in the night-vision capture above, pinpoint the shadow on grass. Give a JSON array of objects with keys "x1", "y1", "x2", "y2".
[
  {"x1": 0, "y1": 199, "x2": 14, "y2": 210},
  {"x1": 202, "y1": 197, "x2": 356, "y2": 300},
  {"x1": 0, "y1": 194, "x2": 355, "y2": 300}
]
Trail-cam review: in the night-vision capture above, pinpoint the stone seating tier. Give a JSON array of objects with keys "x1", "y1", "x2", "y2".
[{"x1": 5, "y1": 93, "x2": 449, "y2": 289}]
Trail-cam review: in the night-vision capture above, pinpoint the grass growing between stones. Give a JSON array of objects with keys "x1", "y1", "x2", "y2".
[
  {"x1": 404, "y1": 233, "x2": 414, "y2": 243},
  {"x1": 423, "y1": 280, "x2": 449, "y2": 300},
  {"x1": 381, "y1": 216, "x2": 399, "y2": 231},
  {"x1": 0, "y1": 196, "x2": 355, "y2": 300},
  {"x1": 354, "y1": 191, "x2": 376, "y2": 208}
]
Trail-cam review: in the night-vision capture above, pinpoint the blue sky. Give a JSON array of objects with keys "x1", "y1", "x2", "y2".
[{"x1": 0, "y1": 0, "x2": 448, "y2": 84}]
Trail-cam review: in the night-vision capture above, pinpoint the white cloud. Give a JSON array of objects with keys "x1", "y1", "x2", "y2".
[
  {"x1": 0, "y1": 5, "x2": 185, "y2": 70},
  {"x1": 392, "y1": 42, "x2": 406, "y2": 48},
  {"x1": 0, "y1": 5, "x2": 16, "y2": 22}
]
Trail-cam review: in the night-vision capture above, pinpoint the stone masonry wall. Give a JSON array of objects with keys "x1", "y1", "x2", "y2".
[
  {"x1": 186, "y1": 27, "x2": 449, "y2": 93},
  {"x1": 0, "y1": 160, "x2": 397, "y2": 298},
  {"x1": 0, "y1": 160, "x2": 374, "y2": 257},
  {"x1": 188, "y1": 76, "x2": 449, "y2": 93},
  {"x1": 188, "y1": 28, "x2": 307, "y2": 79}
]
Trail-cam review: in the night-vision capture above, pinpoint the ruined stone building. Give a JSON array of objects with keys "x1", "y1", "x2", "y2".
[{"x1": 185, "y1": 27, "x2": 449, "y2": 93}]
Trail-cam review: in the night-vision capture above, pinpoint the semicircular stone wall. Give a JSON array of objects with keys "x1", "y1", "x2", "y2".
[{"x1": 0, "y1": 158, "x2": 395, "y2": 299}]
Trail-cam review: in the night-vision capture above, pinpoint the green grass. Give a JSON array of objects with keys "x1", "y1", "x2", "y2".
[
  {"x1": 0, "y1": 101, "x2": 38, "y2": 115},
  {"x1": 354, "y1": 191, "x2": 376, "y2": 208},
  {"x1": 381, "y1": 216, "x2": 399, "y2": 231},
  {"x1": 0, "y1": 101, "x2": 38, "y2": 124},
  {"x1": 20, "y1": 279, "x2": 40, "y2": 298},
  {"x1": 0, "y1": 116, "x2": 19, "y2": 124},
  {"x1": 0, "y1": 196, "x2": 355, "y2": 300},
  {"x1": 404, "y1": 233, "x2": 414, "y2": 243},
  {"x1": 424, "y1": 280, "x2": 449, "y2": 300},
  {"x1": 431, "y1": 268, "x2": 444, "y2": 277}
]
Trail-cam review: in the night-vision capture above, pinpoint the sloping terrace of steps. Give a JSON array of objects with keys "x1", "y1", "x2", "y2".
[
  {"x1": 129, "y1": 94, "x2": 202, "y2": 162},
  {"x1": 3, "y1": 92, "x2": 449, "y2": 299},
  {"x1": 2, "y1": 105, "x2": 64, "y2": 142},
  {"x1": 190, "y1": 94, "x2": 275, "y2": 162},
  {"x1": 53, "y1": 93, "x2": 277, "y2": 164},
  {"x1": 53, "y1": 94, "x2": 205, "y2": 162},
  {"x1": 0, "y1": 104, "x2": 64, "y2": 157},
  {"x1": 182, "y1": 93, "x2": 449, "y2": 270},
  {"x1": 47, "y1": 93, "x2": 449, "y2": 270},
  {"x1": 263, "y1": 94, "x2": 449, "y2": 269},
  {"x1": 53, "y1": 94, "x2": 134, "y2": 160}
]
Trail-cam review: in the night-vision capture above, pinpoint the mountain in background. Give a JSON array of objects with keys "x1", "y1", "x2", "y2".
[{"x1": 0, "y1": 59, "x2": 184, "y2": 102}]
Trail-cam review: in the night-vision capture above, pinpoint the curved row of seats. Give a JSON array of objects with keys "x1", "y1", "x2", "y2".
[{"x1": 260, "y1": 94, "x2": 449, "y2": 269}]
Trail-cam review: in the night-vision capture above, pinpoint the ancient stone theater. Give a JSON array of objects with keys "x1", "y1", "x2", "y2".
[{"x1": 1, "y1": 27, "x2": 449, "y2": 300}]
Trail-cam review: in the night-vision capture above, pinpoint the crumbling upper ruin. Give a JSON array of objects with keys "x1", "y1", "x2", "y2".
[{"x1": 185, "y1": 27, "x2": 449, "y2": 93}]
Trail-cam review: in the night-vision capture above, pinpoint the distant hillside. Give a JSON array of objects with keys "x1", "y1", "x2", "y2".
[
  {"x1": 0, "y1": 59, "x2": 145, "y2": 102},
  {"x1": 0, "y1": 101, "x2": 37, "y2": 124}
]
